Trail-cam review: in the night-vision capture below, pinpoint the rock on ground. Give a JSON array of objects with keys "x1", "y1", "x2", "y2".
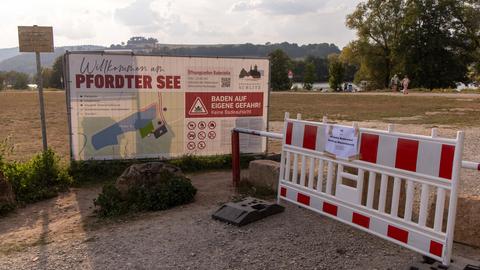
[
  {"x1": 115, "y1": 162, "x2": 183, "y2": 197},
  {"x1": 248, "y1": 160, "x2": 280, "y2": 191}
]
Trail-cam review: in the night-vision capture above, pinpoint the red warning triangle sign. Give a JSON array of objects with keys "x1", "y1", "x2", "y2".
[{"x1": 189, "y1": 97, "x2": 208, "y2": 115}]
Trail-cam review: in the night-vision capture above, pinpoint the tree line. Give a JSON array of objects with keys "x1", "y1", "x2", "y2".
[
  {"x1": 269, "y1": 49, "x2": 356, "y2": 91},
  {"x1": 269, "y1": 0, "x2": 479, "y2": 91},
  {"x1": 109, "y1": 38, "x2": 341, "y2": 59},
  {"x1": 0, "y1": 56, "x2": 63, "y2": 90},
  {"x1": 344, "y1": 0, "x2": 479, "y2": 89}
]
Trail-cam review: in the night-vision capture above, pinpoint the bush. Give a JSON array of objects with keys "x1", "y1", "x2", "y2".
[
  {"x1": 2, "y1": 149, "x2": 72, "y2": 204},
  {"x1": 0, "y1": 203, "x2": 15, "y2": 216},
  {"x1": 94, "y1": 171, "x2": 197, "y2": 217},
  {"x1": 70, "y1": 160, "x2": 136, "y2": 185}
]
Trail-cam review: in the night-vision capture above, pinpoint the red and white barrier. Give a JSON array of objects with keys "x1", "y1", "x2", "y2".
[
  {"x1": 277, "y1": 112, "x2": 465, "y2": 266},
  {"x1": 462, "y1": 160, "x2": 480, "y2": 171},
  {"x1": 280, "y1": 185, "x2": 445, "y2": 258},
  {"x1": 230, "y1": 113, "x2": 480, "y2": 266}
]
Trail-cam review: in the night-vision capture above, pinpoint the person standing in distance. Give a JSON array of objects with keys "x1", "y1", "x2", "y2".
[
  {"x1": 401, "y1": 75, "x2": 410, "y2": 95},
  {"x1": 390, "y1": 74, "x2": 399, "y2": 92}
]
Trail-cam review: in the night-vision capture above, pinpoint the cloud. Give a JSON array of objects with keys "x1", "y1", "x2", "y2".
[
  {"x1": 0, "y1": 0, "x2": 361, "y2": 48},
  {"x1": 114, "y1": 0, "x2": 159, "y2": 31},
  {"x1": 54, "y1": 12, "x2": 97, "y2": 40},
  {"x1": 231, "y1": 0, "x2": 326, "y2": 15},
  {"x1": 114, "y1": 0, "x2": 189, "y2": 36}
]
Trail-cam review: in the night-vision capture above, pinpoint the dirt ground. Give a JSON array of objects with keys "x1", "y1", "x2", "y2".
[{"x1": 2, "y1": 170, "x2": 478, "y2": 270}]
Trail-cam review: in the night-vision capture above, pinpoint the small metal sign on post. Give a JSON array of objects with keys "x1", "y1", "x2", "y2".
[{"x1": 18, "y1": 25, "x2": 54, "y2": 152}]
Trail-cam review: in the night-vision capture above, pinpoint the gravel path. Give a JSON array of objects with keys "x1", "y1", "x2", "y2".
[{"x1": 0, "y1": 171, "x2": 432, "y2": 270}]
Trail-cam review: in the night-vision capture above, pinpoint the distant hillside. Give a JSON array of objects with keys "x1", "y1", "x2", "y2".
[
  {"x1": 0, "y1": 47, "x2": 21, "y2": 62},
  {"x1": 0, "y1": 42, "x2": 340, "y2": 74},
  {"x1": 0, "y1": 45, "x2": 105, "y2": 75},
  {"x1": 110, "y1": 40, "x2": 340, "y2": 59},
  {"x1": 150, "y1": 42, "x2": 340, "y2": 59}
]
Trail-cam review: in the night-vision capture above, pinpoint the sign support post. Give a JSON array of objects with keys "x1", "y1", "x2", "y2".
[
  {"x1": 35, "y1": 51, "x2": 48, "y2": 151},
  {"x1": 18, "y1": 25, "x2": 54, "y2": 152}
]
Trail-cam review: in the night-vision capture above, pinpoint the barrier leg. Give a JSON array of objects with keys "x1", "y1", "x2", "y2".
[{"x1": 232, "y1": 130, "x2": 240, "y2": 187}]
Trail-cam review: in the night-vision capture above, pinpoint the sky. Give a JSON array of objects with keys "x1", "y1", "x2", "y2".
[{"x1": 0, "y1": 0, "x2": 362, "y2": 49}]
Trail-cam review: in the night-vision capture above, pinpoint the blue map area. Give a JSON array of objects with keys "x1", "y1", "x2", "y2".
[{"x1": 91, "y1": 105, "x2": 157, "y2": 150}]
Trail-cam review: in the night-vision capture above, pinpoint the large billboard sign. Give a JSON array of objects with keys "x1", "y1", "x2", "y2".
[{"x1": 65, "y1": 52, "x2": 269, "y2": 160}]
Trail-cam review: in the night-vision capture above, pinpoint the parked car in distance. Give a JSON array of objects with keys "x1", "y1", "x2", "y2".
[
  {"x1": 455, "y1": 82, "x2": 479, "y2": 91},
  {"x1": 342, "y1": 82, "x2": 361, "y2": 92},
  {"x1": 290, "y1": 82, "x2": 330, "y2": 91},
  {"x1": 289, "y1": 82, "x2": 363, "y2": 92}
]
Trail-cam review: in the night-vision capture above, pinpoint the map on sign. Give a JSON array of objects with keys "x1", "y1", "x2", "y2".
[{"x1": 66, "y1": 52, "x2": 269, "y2": 160}]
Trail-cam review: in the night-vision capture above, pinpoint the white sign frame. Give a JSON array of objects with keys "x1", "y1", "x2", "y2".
[{"x1": 64, "y1": 51, "x2": 270, "y2": 160}]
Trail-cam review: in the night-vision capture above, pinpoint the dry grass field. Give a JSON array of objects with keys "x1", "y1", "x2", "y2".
[
  {"x1": 0, "y1": 91, "x2": 69, "y2": 161},
  {"x1": 1, "y1": 90, "x2": 480, "y2": 161},
  {"x1": 270, "y1": 92, "x2": 480, "y2": 126}
]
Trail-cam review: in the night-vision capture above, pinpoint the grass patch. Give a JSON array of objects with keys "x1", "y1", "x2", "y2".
[{"x1": 270, "y1": 92, "x2": 480, "y2": 126}]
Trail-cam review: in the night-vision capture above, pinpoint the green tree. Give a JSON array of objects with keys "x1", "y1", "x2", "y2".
[
  {"x1": 339, "y1": 46, "x2": 359, "y2": 82},
  {"x1": 14, "y1": 73, "x2": 29, "y2": 89},
  {"x1": 303, "y1": 61, "x2": 316, "y2": 90},
  {"x1": 347, "y1": 0, "x2": 478, "y2": 89},
  {"x1": 50, "y1": 56, "x2": 64, "y2": 89},
  {"x1": 5, "y1": 71, "x2": 29, "y2": 89},
  {"x1": 328, "y1": 54, "x2": 345, "y2": 91},
  {"x1": 399, "y1": 0, "x2": 472, "y2": 88},
  {"x1": 269, "y1": 49, "x2": 292, "y2": 91},
  {"x1": 346, "y1": 0, "x2": 405, "y2": 88},
  {"x1": 34, "y1": 68, "x2": 53, "y2": 88},
  {"x1": 305, "y1": 56, "x2": 329, "y2": 82},
  {"x1": 452, "y1": 0, "x2": 480, "y2": 82},
  {"x1": 0, "y1": 72, "x2": 5, "y2": 90},
  {"x1": 291, "y1": 60, "x2": 306, "y2": 83}
]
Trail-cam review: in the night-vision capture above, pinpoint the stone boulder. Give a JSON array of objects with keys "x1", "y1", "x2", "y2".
[
  {"x1": 0, "y1": 170, "x2": 15, "y2": 206},
  {"x1": 450, "y1": 195, "x2": 480, "y2": 247},
  {"x1": 115, "y1": 162, "x2": 183, "y2": 198},
  {"x1": 454, "y1": 195, "x2": 480, "y2": 247},
  {"x1": 248, "y1": 160, "x2": 280, "y2": 191}
]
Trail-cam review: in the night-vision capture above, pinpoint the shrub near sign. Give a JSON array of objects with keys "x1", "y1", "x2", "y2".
[{"x1": 65, "y1": 52, "x2": 269, "y2": 160}]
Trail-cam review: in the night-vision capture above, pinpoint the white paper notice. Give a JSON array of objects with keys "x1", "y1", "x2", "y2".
[{"x1": 325, "y1": 126, "x2": 359, "y2": 159}]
